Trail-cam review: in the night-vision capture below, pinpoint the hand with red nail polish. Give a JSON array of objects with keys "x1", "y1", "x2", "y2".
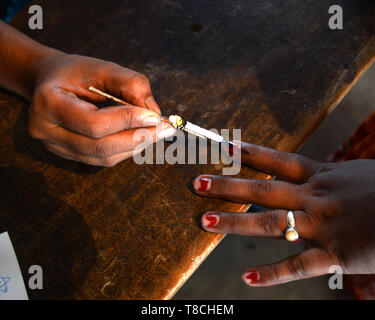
[
  {"x1": 193, "y1": 142, "x2": 375, "y2": 287},
  {"x1": 242, "y1": 271, "x2": 260, "y2": 285},
  {"x1": 193, "y1": 177, "x2": 211, "y2": 192},
  {"x1": 201, "y1": 213, "x2": 219, "y2": 228}
]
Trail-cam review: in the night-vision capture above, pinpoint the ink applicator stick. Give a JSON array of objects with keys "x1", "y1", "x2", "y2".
[
  {"x1": 88, "y1": 87, "x2": 232, "y2": 145},
  {"x1": 89, "y1": 86, "x2": 173, "y2": 125},
  {"x1": 89, "y1": 87, "x2": 131, "y2": 106},
  {"x1": 168, "y1": 115, "x2": 234, "y2": 146}
]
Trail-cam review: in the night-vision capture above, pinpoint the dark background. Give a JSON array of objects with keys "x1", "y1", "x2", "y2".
[{"x1": 0, "y1": 0, "x2": 30, "y2": 21}]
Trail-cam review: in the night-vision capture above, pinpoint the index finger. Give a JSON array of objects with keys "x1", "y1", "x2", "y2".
[
  {"x1": 237, "y1": 142, "x2": 320, "y2": 183},
  {"x1": 44, "y1": 88, "x2": 162, "y2": 138},
  {"x1": 101, "y1": 64, "x2": 161, "y2": 114},
  {"x1": 193, "y1": 175, "x2": 308, "y2": 209}
]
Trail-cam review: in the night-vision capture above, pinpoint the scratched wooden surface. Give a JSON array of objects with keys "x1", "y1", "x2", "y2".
[{"x1": 0, "y1": 0, "x2": 374, "y2": 299}]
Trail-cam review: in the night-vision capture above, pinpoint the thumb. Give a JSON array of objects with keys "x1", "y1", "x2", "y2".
[{"x1": 93, "y1": 105, "x2": 162, "y2": 134}]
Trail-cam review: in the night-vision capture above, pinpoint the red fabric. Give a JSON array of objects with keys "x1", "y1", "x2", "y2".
[
  {"x1": 328, "y1": 112, "x2": 375, "y2": 162},
  {"x1": 329, "y1": 111, "x2": 375, "y2": 299}
]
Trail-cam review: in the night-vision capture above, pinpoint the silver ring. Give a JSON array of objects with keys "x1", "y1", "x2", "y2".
[{"x1": 285, "y1": 211, "x2": 299, "y2": 242}]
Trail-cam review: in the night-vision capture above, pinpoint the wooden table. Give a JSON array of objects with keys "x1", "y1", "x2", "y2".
[{"x1": 0, "y1": 0, "x2": 374, "y2": 299}]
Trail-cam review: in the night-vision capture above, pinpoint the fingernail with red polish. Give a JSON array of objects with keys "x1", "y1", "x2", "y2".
[
  {"x1": 242, "y1": 271, "x2": 260, "y2": 285},
  {"x1": 193, "y1": 177, "x2": 211, "y2": 192},
  {"x1": 202, "y1": 213, "x2": 219, "y2": 228}
]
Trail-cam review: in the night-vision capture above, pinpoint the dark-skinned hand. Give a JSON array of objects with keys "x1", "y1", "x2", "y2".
[
  {"x1": 28, "y1": 53, "x2": 175, "y2": 167},
  {"x1": 193, "y1": 142, "x2": 375, "y2": 287}
]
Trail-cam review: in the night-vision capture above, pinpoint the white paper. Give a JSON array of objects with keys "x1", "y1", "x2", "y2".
[{"x1": 0, "y1": 232, "x2": 28, "y2": 300}]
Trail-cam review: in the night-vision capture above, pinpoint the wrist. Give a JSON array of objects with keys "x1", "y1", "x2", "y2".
[{"x1": 26, "y1": 46, "x2": 66, "y2": 99}]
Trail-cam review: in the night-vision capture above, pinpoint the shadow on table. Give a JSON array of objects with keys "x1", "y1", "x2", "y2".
[
  {"x1": 0, "y1": 165, "x2": 97, "y2": 299},
  {"x1": 12, "y1": 104, "x2": 102, "y2": 175}
]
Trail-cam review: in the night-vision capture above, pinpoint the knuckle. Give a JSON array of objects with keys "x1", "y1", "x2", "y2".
[
  {"x1": 298, "y1": 160, "x2": 318, "y2": 181},
  {"x1": 307, "y1": 210, "x2": 325, "y2": 227},
  {"x1": 273, "y1": 150, "x2": 293, "y2": 164},
  {"x1": 95, "y1": 138, "x2": 114, "y2": 158},
  {"x1": 310, "y1": 186, "x2": 329, "y2": 199},
  {"x1": 308, "y1": 174, "x2": 331, "y2": 195},
  {"x1": 273, "y1": 151, "x2": 317, "y2": 181},
  {"x1": 286, "y1": 255, "x2": 307, "y2": 278},
  {"x1": 228, "y1": 213, "x2": 240, "y2": 233},
  {"x1": 258, "y1": 211, "x2": 280, "y2": 235},
  {"x1": 216, "y1": 178, "x2": 231, "y2": 195},
  {"x1": 86, "y1": 117, "x2": 104, "y2": 138},
  {"x1": 99, "y1": 115, "x2": 113, "y2": 135},
  {"x1": 268, "y1": 264, "x2": 282, "y2": 283},
  {"x1": 250, "y1": 180, "x2": 273, "y2": 199},
  {"x1": 120, "y1": 109, "x2": 133, "y2": 129},
  {"x1": 133, "y1": 73, "x2": 150, "y2": 87},
  {"x1": 101, "y1": 61, "x2": 121, "y2": 76},
  {"x1": 127, "y1": 74, "x2": 150, "y2": 96}
]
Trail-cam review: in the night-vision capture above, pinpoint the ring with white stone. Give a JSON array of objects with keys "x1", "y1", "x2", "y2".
[{"x1": 285, "y1": 211, "x2": 299, "y2": 242}]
